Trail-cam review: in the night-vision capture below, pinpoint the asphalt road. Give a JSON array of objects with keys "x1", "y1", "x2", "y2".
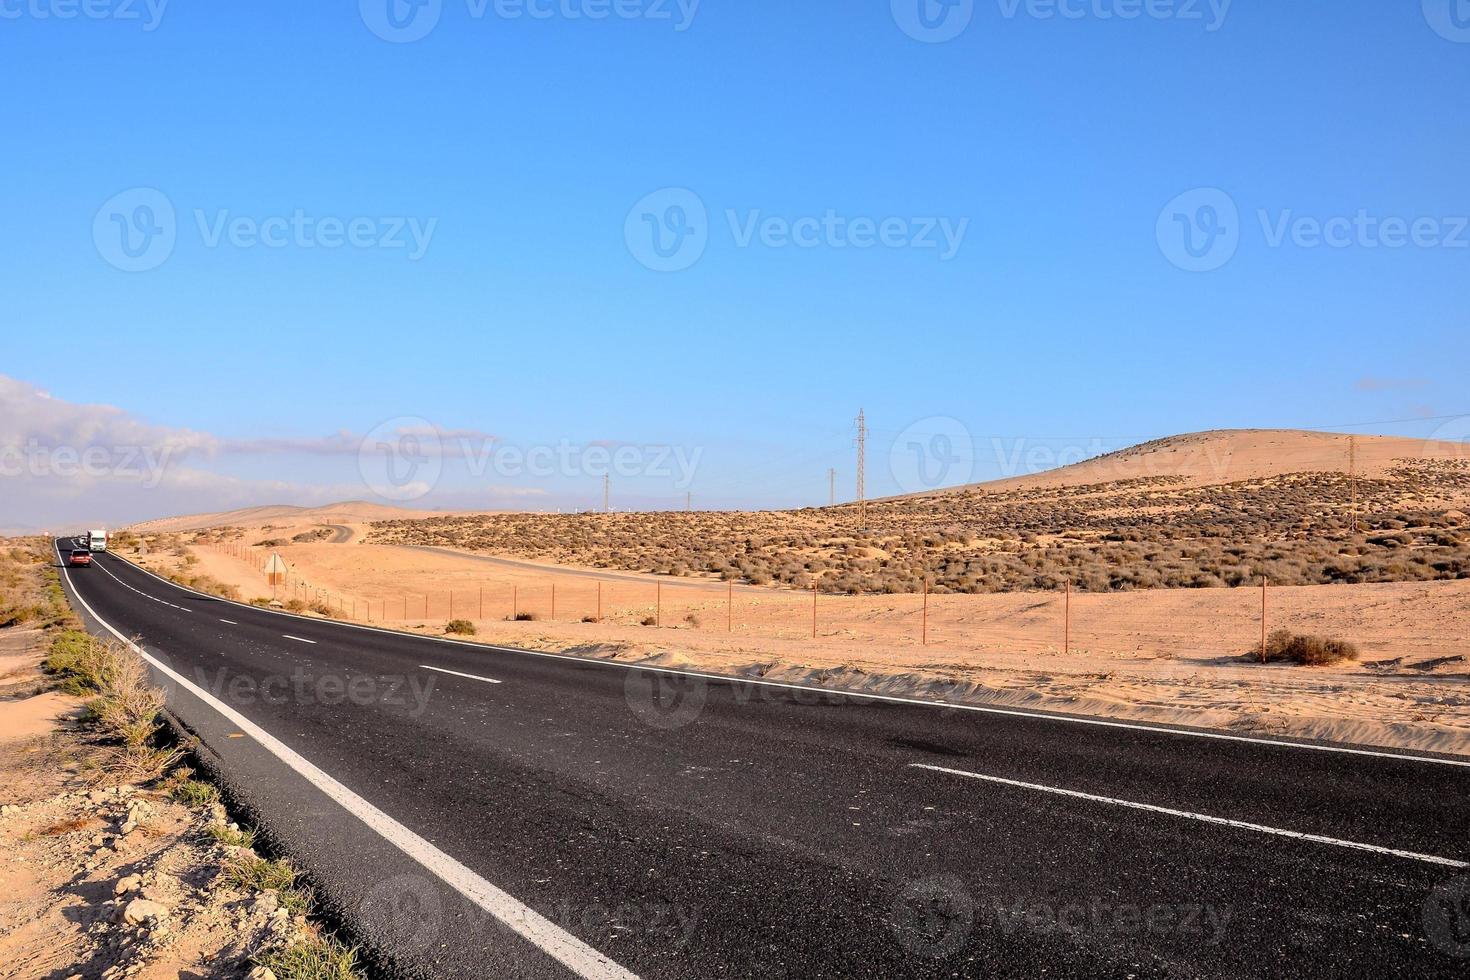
[{"x1": 54, "y1": 539, "x2": 1470, "y2": 979}]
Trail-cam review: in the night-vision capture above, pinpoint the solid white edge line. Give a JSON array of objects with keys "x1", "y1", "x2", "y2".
[
  {"x1": 421, "y1": 665, "x2": 503, "y2": 684},
  {"x1": 910, "y1": 762, "x2": 1469, "y2": 869},
  {"x1": 282, "y1": 635, "x2": 317, "y2": 644},
  {"x1": 102, "y1": 547, "x2": 1470, "y2": 770},
  {"x1": 54, "y1": 542, "x2": 639, "y2": 980}
]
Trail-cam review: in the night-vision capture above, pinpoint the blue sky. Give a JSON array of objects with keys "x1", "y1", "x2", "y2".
[{"x1": 2, "y1": 1, "x2": 1468, "y2": 526}]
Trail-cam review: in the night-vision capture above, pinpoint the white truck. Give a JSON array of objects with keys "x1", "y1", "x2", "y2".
[{"x1": 87, "y1": 529, "x2": 108, "y2": 553}]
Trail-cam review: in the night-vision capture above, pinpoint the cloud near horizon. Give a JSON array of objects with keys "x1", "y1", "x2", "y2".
[
  {"x1": 1354, "y1": 376, "x2": 1430, "y2": 392},
  {"x1": 0, "y1": 374, "x2": 549, "y2": 531}
]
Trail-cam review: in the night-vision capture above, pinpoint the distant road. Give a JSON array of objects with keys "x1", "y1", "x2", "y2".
[
  {"x1": 325, "y1": 524, "x2": 354, "y2": 544},
  {"x1": 397, "y1": 544, "x2": 757, "y2": 592},
  {"x1": 54, "y1": 538, "x2": 1470, "y2": 979}
]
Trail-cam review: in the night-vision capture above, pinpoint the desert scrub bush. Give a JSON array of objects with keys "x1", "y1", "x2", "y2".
[
  {"x1": 170, "y1": 776, "x2": 221, "y2": 808},
  {"x1": 285, "y1": 598, "x2": 308, "y2": 612},
  {"x1": 445, "y1": 618, "x2": 476, "y2": 635},
  {"x1": 308, "y1": 599, "x2": 334, "y2": 616},
  {"x1": 0, "y1": 602, "x2": 45, "y2": 628},
  {"x1": 47, "y1": 632, "x2": 184, "y2": 780},
  {"x1": 509, "y1": 611, "x2": 538, "y2": 622},
  {"x1": 640, "y1": 615, "x2": 657, "y2": 626},
  {"x1": 254, "y1": 934, "x2": 361, "y2": 980},
  {"x1": 1258, "y1": 629, "x2": 1360, "y2": 666},
  {"x1": 45, "y1": 630, "x2": 115, "y2": 695},
  {"x1": 207, "y1": 822, "x2": 257, "y2": 848},
  {"x1": 226, "y1": 853, "x2": 298, "y2": 892}
]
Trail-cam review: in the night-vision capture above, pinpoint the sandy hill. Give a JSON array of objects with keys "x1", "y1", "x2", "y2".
[
  {"x1": 361, "y1": 428, "x2": 1470, "y2": 596},
  {"x1": 130, "y1": 500, "x2": 439, "y2": 533},
  {"x1": 903, "y1": 429, "x2": 1470, "y2": 499}
]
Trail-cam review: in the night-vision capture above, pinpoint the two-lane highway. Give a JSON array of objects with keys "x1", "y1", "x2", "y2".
[{"x1": 56, "y1": 540, "x2": 1470, "y2": 978}]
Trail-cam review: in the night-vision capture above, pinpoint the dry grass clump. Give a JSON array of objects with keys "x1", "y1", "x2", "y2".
[
  {"x1": 43, "y1": 631, "x2": 185, "y2": 782},
  {"x1": 0, "y1": 539, "x2": 72, "y2": 628},
  {"x1": 1259, "y1": 629, "x2": 1360, "y2": 666},
  {"x1": 254, "y1": 934, "x2": 359, "y2": 980},
  {"x1": 445, "y1": 618, "x2": 476, "y2": 635},
  {"x1": 165, "y1": 568, "x2": 241, "y2": 601}
]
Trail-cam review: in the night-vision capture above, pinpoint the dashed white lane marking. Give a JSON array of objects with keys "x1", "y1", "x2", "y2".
[
  {"x1": 420, "y1": 665, "x2": 502, "y2": 684},
  {"x1": 220, "y1": 619, "x2": 238, "y2": 625},
  {"x1": 911, "y1": 763, "x2": 1469, "y2": 869},
  {"x1": 282, "y1": 635, "x2": 316, "y2": 644},
  {"x1": 91, "y1": 557, "x2": 193, "y2": 611},
  {"x1": 55, "y1": 541, "x2": 639, "y2": 980}
]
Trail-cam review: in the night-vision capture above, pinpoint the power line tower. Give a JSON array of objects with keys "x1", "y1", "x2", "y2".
[
  {"x1": 854, "y1": 409, "x2": 867, "y2": 529},
  {"x1": 1349, "y1": 435, "x2": 1359, "y2": 534},
  {"x1": 603, "y1": 474, "x2": 610, "y2": 514},
  {"x1": 828, "y1": 468, "x2": 836, "y2": 508}
]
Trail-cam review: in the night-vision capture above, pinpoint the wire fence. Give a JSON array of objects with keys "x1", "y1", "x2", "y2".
[{"x1": 196, "y1": 541, "x2": 1468, "y2": 664}]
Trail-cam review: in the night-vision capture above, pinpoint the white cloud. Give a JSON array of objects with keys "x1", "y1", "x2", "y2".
[{"x1": 0, "y1": 374, "x2": 559, "y2": 530}]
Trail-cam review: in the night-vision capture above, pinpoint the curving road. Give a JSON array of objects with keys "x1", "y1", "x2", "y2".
[{"x1": 54, "y1": 539, "x2": 1470, "y2": 979}]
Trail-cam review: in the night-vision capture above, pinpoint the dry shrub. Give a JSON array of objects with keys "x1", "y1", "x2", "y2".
[
  {"x1": 45, "y1": 632, "x2": 184, "y2": 781},
  {"x1": 445, "y1": 618, "x2": 476, "y2": 635},
  {"x1": 1260, "y1": 629, "x2": 1359, "y2": 666}
]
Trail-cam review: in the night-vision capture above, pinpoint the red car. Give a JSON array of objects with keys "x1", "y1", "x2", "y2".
[{"x1": 68, "y1": 549, "x2": 92, "y2": 567}]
